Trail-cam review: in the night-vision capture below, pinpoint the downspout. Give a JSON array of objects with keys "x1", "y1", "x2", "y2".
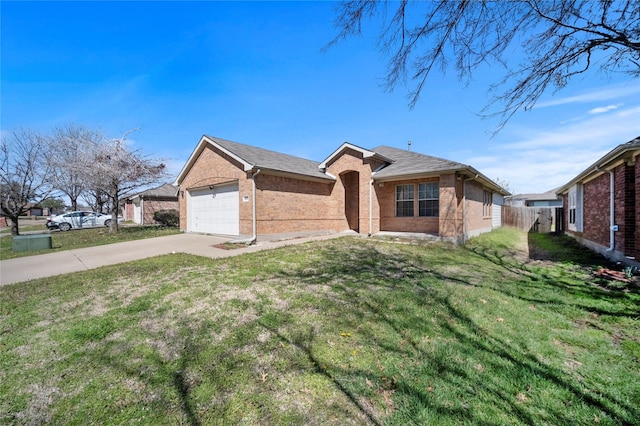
[
  {"x1": 596, "y1": 166, "x2": 615, "y2": 252},
  {"x1": 252, "y1": 169, "x2": 261, "y2": 243},
  {"x1": 369, "y1": 165, "x2": 385, "y2": 237},
  {"x1": 140, "y1": 196, "x2": 144, "y2": 225},
  {"x1": 369, "y1": 177, "x2": 373, "y2": 236}
]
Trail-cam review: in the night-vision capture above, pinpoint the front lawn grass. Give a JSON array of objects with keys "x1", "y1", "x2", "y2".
[
  {"x1": 1, "y1": 228, "x2": 638, "y2": 425},
  {"x1": 0, "y1": 226, "x2": 181, "y2": 260}
]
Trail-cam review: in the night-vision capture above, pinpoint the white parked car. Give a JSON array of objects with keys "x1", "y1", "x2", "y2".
[{"x1": 46, "y1": 211, "x2": 118, "y2": 231}]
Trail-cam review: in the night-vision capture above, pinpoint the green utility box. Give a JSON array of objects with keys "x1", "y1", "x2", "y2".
[{"x1": 12, "y1": 234, "x2": 53, "y2": 252}]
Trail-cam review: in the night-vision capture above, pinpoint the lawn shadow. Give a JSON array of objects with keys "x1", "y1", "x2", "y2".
[
  {"x1": 465, "y1": 232, "x2": 640, "y2": 318},
  {"x1": 271, "y1": 238, "x2": 639, "y2": 424}
]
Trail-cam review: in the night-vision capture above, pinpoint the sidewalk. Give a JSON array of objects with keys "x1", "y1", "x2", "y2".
[{"x1": 0, "y1": 231, "x2": 348, "y2": 286}]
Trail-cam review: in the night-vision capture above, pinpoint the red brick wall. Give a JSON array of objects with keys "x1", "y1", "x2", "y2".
[
  {"x1": 621, "y1": 163, "x2": 637, "y2": 258},
  {"x1": 565, "y1": 161, "x2": 639, "y2": 262},
  {"x1": 464, "y1": 179, "x2": 492, "y2": 235},
  {"x1": 325, "y1": 148, "x2": 383, "y2": 234},
  {"x1": 634, "y1": 157, "x2": 640, "y2": 262},
  {"x1": 583, "y1": 172, "x2": 610, "y2": 248},
  {"x1": 636, "y1": 160, "x2": 640, "y2": 260},
  {"x1": 255, "y1": 174, "x2": 341, "y2": 234},
  {"x1": 377, "y1": 177, "x2": 441, "y2": 234},
  {"x1": 141, "y1": 199, "x2": 179, "y2": 224},
  {"x1": 440, "y1": 174, "x2": 461, "y2": 238}
]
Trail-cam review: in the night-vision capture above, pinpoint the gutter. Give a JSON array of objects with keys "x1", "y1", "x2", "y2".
[
  {"x1": 252, "y1": 169, "x2": 261, "y2": 243},
  {"x1": 369, "y1": 164, "x2": 386, "y2": 237},
  {"x1": 596, "y1": 166, "x2": 615, "y2": 252}
]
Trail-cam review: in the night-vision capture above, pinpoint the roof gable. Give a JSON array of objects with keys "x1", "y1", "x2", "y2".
[
  {"x1": 177, "y1": 135, "x2": 334, "y2": 184},
  {"x1": 319, "y1": 142, "x2": 393, "y2": 169}
]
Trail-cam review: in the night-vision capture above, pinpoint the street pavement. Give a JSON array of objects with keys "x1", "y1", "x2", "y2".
[{"x1": 0, "y1": 231, "x2": 346, "y2": 286}]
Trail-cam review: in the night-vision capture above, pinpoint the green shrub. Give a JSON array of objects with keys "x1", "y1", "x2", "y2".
[{"x1": 153, "y1": 209, "x2": 179, "y2": 227}]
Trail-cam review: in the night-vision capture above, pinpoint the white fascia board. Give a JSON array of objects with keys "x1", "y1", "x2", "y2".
[
  {"x1": 205, "y1": 136, "x2": 254, "y2": 172},
  {"x1": 176, "y1": 136, "x2": 254, "y2": 185},
  {"x1": 319, "y1": 142, "x2": 378, "y2": 169}
]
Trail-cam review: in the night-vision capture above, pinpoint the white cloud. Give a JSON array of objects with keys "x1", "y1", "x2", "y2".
[
  {"x1": 588, "y1": 104, "x2": 622, "y2": 114},
  {"x1": 466, "y1": 105, "x2": 640, "y2": 194},
  {"x1": 535, "y1": 83, "x2": 640, "y2": 108}
]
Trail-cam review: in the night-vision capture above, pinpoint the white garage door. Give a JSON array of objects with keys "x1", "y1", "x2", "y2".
[{"x1": 188, "y1": 183, "x2": 239, "y2": 235}]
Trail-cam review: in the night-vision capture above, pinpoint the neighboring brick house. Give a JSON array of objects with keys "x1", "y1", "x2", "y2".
[
  {"x1": 556, "y1": 137, "x2": 640, "y2": 266},
  {"x1": 122, "y1": 183, "x2": 179, "y2": 225},
  {"x1": 175, "y1": 136, "x2": 509, "y2": 242}
]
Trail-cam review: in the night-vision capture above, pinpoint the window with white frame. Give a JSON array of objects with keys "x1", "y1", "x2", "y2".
[
  {"x1": 568, "y1": 190, "x2": 577, "y2": 224},
  {"x1": 568, "y1": 185, "x2": 583, "y2": 232},
  {"x1": 396, "y1": 184, "x2": 414, "y2": 217},
  {"x1": 418, "y1": 182, "x2": 439, "y2": 217}
]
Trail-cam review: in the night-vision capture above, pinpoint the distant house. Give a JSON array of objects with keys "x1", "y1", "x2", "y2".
[
  {"x1": 556, "y1": 137, "x2": 639, "y2": 266},
  {"x1": 24, "y1": 203, "x2": 50, "y2": 217},
  {"x1": 122, "y1": 183, "x2": 179, "y2": 225},
  {"x1": 505, "y1": 189, "x2": 562, "y2": 207},
  {"x1": 175, "y1": 136, "x2": 509, "y2": 242}
]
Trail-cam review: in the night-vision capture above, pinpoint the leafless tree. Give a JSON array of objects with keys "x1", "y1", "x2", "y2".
[
  {"x1": 89, "y1": 129, "x2": 167, "y2": 232},
  {"x1": 493, "y1": 177, "x2": 512, "y2": 194},
  {"x1": 0, "y1": 129, "x2": 53, "y2": 235},
  {"x1": 81, "y1": 186, "x2": 110, "y2": 213},
  {"x1": 330, "y1": 0, "x2": 640, "y2": 131},
  {"x1": 47, "y1": 124, "x2": 103, "y2": 211}
]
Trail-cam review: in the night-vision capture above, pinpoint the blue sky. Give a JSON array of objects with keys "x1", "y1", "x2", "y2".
[{"x1": 2, "y1": 1, "x2": 639, "y2": 195}]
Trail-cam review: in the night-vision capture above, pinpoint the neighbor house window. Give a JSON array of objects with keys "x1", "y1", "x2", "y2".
[
  {"x1": 419, "y1": 182, "x2": 439, "y2": 217},
  {"x1": 568, "y1": 190, "x2": 577, "y2": 224},
  {"x1": 396, "y1": 184, "x2": 414, "y2": 217},
  {"x1": 567, "y1": 185, "x2": 583, "y2": 232},
  {"x1": 483, "y1": 191, "x2": 492, "y2": 217}
]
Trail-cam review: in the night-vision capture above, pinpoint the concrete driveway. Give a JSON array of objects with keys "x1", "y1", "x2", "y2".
[{"x1": 0, "y1": 231, "x2": 346, "y2": 286}]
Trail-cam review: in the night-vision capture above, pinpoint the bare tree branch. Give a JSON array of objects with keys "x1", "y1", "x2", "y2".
[
  {"x1": 329, "y1": 0, "x2": 640, "y2": 132},
  {"x1": 0, "y1": 129, "x2": 53, "y2": 235}
]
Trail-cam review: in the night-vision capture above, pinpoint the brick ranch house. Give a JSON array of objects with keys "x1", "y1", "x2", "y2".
[
  {"x1": 175, "y1": 136, "x2": 510, "y2": 243},
  {"x1": 121, "y1": 183, "x2": 179, "y2": 225},
  {"x1": 556, "y1": 136, "x2": 639, "y2": 267}
]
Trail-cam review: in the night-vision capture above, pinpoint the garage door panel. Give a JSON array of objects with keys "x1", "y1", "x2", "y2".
[{"x1": 188, "y1": 183, "x2": 239, "y2": 235}]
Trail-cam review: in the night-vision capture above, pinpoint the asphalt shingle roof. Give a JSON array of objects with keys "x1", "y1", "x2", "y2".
[
  {"x1": 207, "y1": 136, "x2": 333, "y2": 181},
  {"x1": 371, "y1": 145, "x2": 469, "y2": 178},
  {"x1": 132, "y1": 183, "x2": 177, "y2": 199}
]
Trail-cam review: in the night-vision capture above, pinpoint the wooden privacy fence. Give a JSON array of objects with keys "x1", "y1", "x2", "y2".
[{"x1": 502, "y1": 206, "x2": 563, "y2": 233}]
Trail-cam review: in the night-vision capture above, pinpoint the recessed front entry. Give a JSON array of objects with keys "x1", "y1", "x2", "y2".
[{"x1": 341, "y1": 171, "x2": 360, "y2": 232}]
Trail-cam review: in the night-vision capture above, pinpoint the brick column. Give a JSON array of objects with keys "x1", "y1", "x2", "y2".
[{"x1": 439, "y1": 174, "x2": 460, "y2": 239}]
